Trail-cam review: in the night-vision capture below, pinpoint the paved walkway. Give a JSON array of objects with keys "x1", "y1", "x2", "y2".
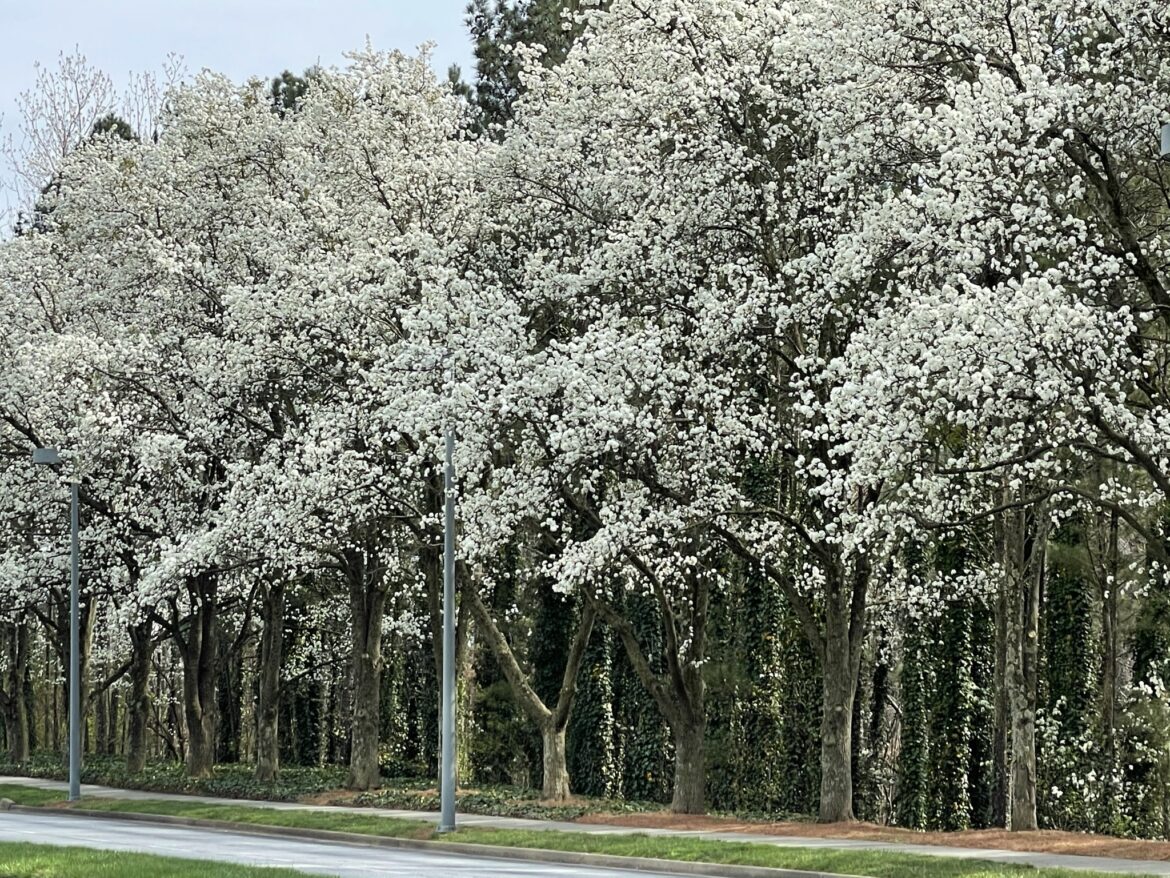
[{"x1": 2, "y1": 775, "x2": 1168, "y2": 875}]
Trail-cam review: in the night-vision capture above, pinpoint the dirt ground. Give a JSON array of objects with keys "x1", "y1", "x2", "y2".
[{"x1": 576, "y1": 811, "x2": 1170, "y2": 861}]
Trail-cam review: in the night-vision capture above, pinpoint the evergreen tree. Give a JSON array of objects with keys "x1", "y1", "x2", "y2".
[
  {"x1": 454, "y1": 0, "x2": 599, "y2": 132},
  {"x1": 269, "y1": 69, "x2": 317, "y2": 116}
]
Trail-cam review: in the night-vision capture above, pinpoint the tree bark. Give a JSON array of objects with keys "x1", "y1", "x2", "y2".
[
  {"x1": 255, "y1": 581, "x2": 285, "y2": 783},
  {"x1": 1, "y1": 621, "x2": 31, "y2": 764},
  {"x1": 173, "y1": 575, "x2": 219, "y2": 779},
  {"x1": 126, "y1": 620, "x2": 154, "y2": 774},
  {"x1": 347, "y1": 551, "x2": 388, "y2": 791},
  {"x1": 670, "y1": 718, "x2": 706, "y2": 815},
  {"x1": 540, "y1": 724, "x2": 570, "y2": 801},
  {"x1": 819, "y1": 624, "x2": 856, "y2": 822},
  {"x1": 1003, "y1": 499, "x2": 1044, "y2": 832},
  {"x1": 95, "y1": 686, "x2": 108, "y2": 755},
  {"x1": 816, "y1": 551, "x2": 869, "y2": 824}
]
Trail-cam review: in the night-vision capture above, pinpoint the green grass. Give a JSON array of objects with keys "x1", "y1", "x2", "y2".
[
  {"x1": 0, "y1": 784, "x2": 1150, "y2": 878},
  {"x1": 449, "y1": 829, "x2": 1142, "y2": 878},
  {"x1": 0, "y1": 784, "x2": 63, "y2": 807},
  {"x1": 69, "y1": 797, "x2": 431, "y2": 838},
  {"x1": 0, "y1": 843, "x2": 306, "y2": 877}
]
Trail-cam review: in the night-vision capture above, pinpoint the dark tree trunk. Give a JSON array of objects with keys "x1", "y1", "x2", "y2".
[
  {"x1": 991, "y1": 572, "x2": 1010, "y2": 828},
  {"x1": 711, "y1": 505, "x2": 873, "y2": 826},
  {"x1": 819, "y1": 623, "x2": 856, "y2": 823},
  {"x1": 175, "y1": 576, "x2": 219, "y2": 779},
  {"x1": 106, "y1": 689, "x2": 119, "y2": 755},
  {"x1": 126, "y1": 621, "x2": 154, "y2": 774},
  {"x1": 347, "y1": 553, "x2": 388, "y2": 791},
  {"x1": 2, "y1": 621, "x2": 31, "y2": 764},
  {"x1": 255, "y1": 582, "x2": 285, "y2": 783},
  {"x1": 670, "y1": 718, "x2": 706, "y2": 815},
  {"x1": 95, "y1": 687, "x2": 108, "y2": 755},
  {"x1": 1003, "y1": 499, "x2": 1044, "y2": 832}
]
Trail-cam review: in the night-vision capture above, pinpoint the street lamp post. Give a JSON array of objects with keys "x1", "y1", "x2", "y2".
[
  {"x1": 1161, "y1": 123, "x2": 1170, "y2": 160},
  {"x1": 32, "y1": 447, "x2": 81, "y2": 802}
]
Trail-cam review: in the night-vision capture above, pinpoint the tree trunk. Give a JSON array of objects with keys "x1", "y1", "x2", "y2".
[
  {"x1": 95, "y1": 687, "x2": 108, "y2": 755},
  {"x1": 347, "y1": 556, "x2": 387, "y2": 791},
  {"x1": 991, "y1": 570, "x2": 1010, "y2": 827},
  {"x1": 468, "y1": 586, "x2": 597, "y2": 803},
  {"x1": 670, "y1": 718, "x2": 706, "y2": 815},
  {"x1": 176, "y1": 578, "x2": 219, "y2": 779},
  {"x1": 540, "y1": 723, "x2": 570, "y2": 801},
  {"x1": 597, "y1": 588, "x2": 708, "y2": 815},
  {"x1": 183, "y1": 673, "x2": 217, "y2": 778},
  {"x1": 2, "y1": 621, "x2": 31, "y2": 764},
  {"x1": 1004, "y1": 500, "x2": 1043, "y2": 832},
  {"x1": 106, "y1": 689, "x2": 119, "y2": 755},
  {"x1": 255, "y1": 582, "x2": 285, "y2": 783},
  {"x1": 819, "y1": 624, "x2": 856, "y2": 823},
  {"x1": 126, "y1": 621, "x2": 154, "y2": 774}
]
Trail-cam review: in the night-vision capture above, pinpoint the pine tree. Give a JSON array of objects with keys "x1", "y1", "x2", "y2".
[{"x1": 454, "y1": 0, "x2": 600, "y2": 132}]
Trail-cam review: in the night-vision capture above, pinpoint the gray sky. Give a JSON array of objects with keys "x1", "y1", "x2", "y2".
[{"x1": 0, "y1": 0, "x2": 476, "y2": 219}]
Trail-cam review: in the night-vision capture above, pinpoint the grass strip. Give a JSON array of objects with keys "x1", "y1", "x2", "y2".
[
  {"x1": 0, "y1": 785, "x2": 1147, "y2": 878},
  {"x1": 0, "y1": 784, "x2": 63, "y2": 807},
  {"x1": 0, "y1": 842, "x2": 306, "y2": 877}
]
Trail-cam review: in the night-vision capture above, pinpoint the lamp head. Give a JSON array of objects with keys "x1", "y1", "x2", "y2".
[
  {"x1": 1162, "y1": 123, "x2": 1170, "y2": 161},
  {"x1": 32, "y1": 447, "x2": 62, "y2": 467}
]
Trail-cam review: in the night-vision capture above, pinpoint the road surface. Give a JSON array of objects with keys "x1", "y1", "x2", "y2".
[{"x1": 0, "y1": 810, "x2": 681, "y2": 877}]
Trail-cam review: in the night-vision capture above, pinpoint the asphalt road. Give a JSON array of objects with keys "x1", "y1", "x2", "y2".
[{"x1": 0, "y1": 811, "x2": 677, "y2": 877}]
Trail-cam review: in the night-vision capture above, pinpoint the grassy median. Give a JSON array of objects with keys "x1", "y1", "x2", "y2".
[
  {"x1": 0, "y1": 842, "x2": 306, "y2": 877},
  {"x1": 0, "y1": 785, "x2": 1147, "y2": 878}
]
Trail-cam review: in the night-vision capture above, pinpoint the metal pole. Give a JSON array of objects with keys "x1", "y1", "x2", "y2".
[
  {"x1": 69, "y1": 480, "x2": 81, "y2": 802},
  {"x1": 438, "y1": 420, "x2": 457, "y2": 832}
]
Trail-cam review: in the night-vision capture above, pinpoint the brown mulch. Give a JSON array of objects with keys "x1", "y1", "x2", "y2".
[
  {"x1": 298, "y1": 789, "x2": 375, "y2": 807},
  {"x1": 295, "y1": 787, "x2": 1170, "y2": 862},
  {"x1": 575, "y1": 811, "x2": 1170, "y2": 861}
]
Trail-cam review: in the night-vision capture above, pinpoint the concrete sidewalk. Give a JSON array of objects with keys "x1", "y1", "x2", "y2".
[{"x1": 2, "y1": 775, "x2": 1167, "y2": 876}]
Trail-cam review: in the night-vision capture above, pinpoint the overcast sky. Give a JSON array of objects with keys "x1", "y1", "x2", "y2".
[{"x1": 0, "y1": 0, "x2": 475, "y2": 219}]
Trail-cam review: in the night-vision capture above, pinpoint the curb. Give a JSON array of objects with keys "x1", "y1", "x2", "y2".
[{"x1": 6, "y1": 803, "x2": 874, "y2": 878}]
